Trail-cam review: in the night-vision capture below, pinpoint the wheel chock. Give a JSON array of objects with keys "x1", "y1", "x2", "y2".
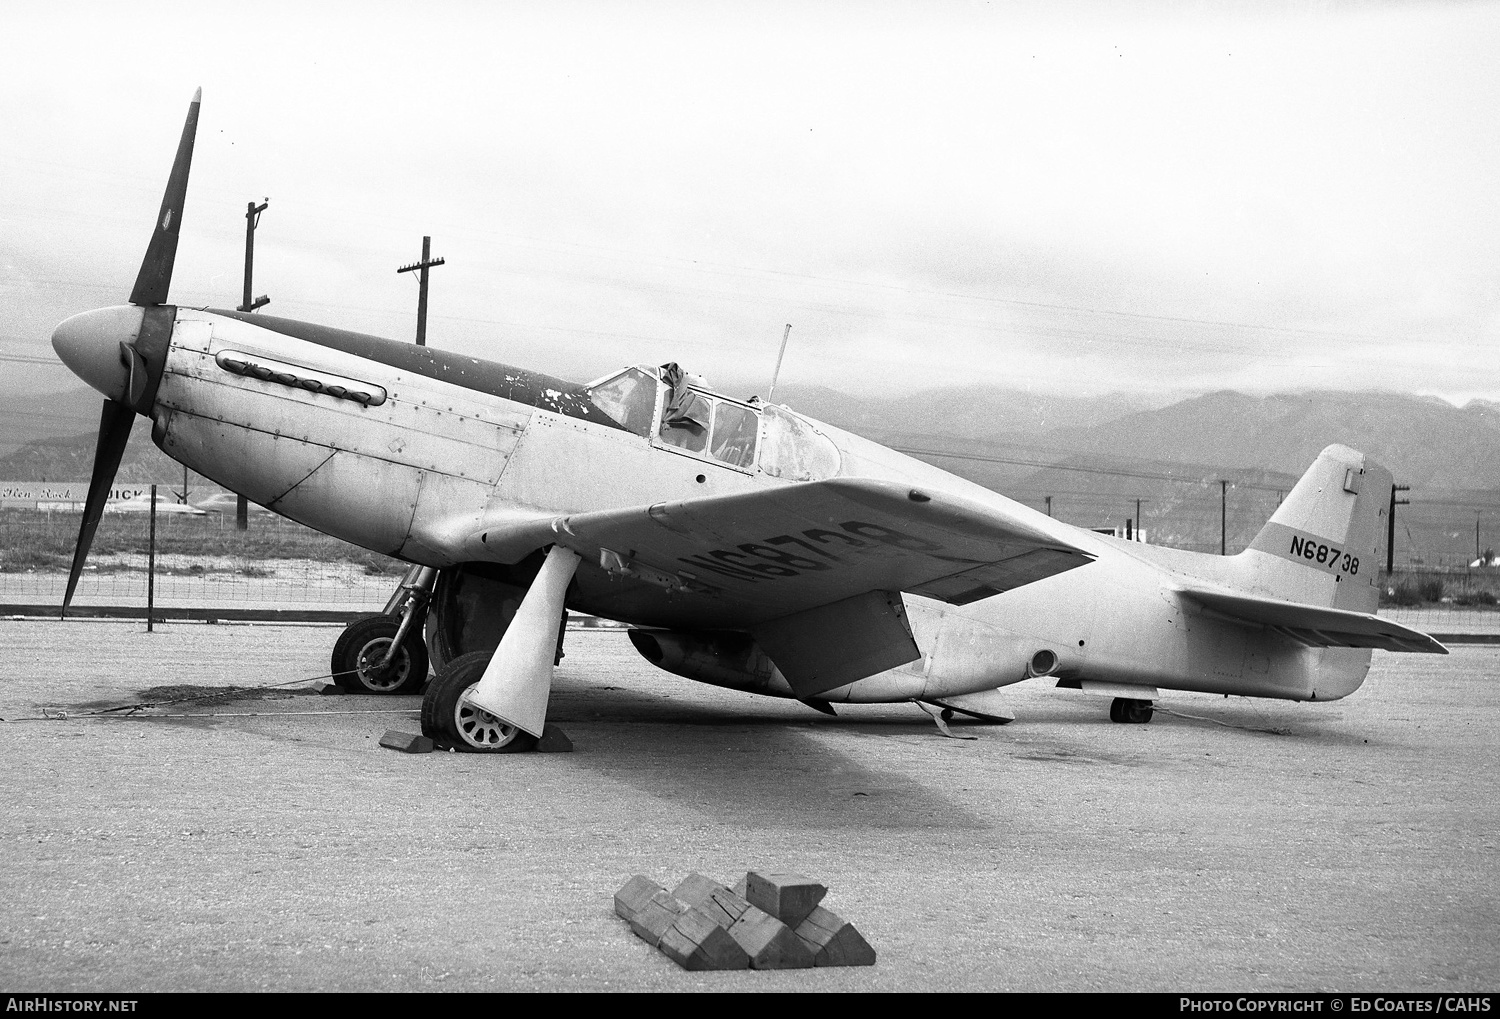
[
  {"x1": 535, "y1": 724, "x2": 573, "y2": 752},
  {"x1": 614, "y1": 876, "x2": 689, "y2": 947},
  {"x1": 620, "y1": 872, "x2": 874, "y2": 971},
  {"x1": 614, "y1": 875, "x2": 666, "y2": 921},
  {"x1": 378, "y1": 729, "x2": 435, "y2": 753},
  {"x1": 727, "y1": 907, "x2": 814, "y2": 969},
  {"x1": 320, "y1": 684, "x2": 344, "y2": 696},
  {"x1": 657, "y1": 907, "x2": 750, "y2": 971},
  {"x1": 671, "y1": 873, "x2": 728, "y2": 911},
  {"x1": 674, "y1": 874, "x2": 749, "y2": 927},
  {"x1": 625, "y1": 890, "x2": 687, "y2": 948},
  {"x1": 744, "y1": 871, "x2": 827, "y2": 929},
  {"x1": 793, "y1": 905, "x2": 877, "y2": 967},
  {"x1": 671, "y1": 874, "x2": 811, "y2": 968}
]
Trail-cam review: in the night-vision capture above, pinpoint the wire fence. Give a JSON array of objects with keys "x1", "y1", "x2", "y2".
[
  {"x1": 1, "y1": 558, "x2": 398, "y2": 614},
  {"x1": 0, "y1": 506, "x2": 401, "y2": 615},
  {"x1": 3, "y1": 504, "x2": 1497, "y2": 634}
]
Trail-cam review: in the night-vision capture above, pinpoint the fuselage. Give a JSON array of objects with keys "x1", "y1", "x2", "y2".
[{"x1": 61, "y1": 304, "x2": 1371, "y2": 707}]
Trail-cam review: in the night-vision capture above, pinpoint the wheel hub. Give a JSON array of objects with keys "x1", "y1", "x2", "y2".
[
  {"x1": 356, "y1": 638, "x2": 409, "y2": 692},
  {"x1": 455, "y1": 686, "x2": 521, "y2": 749}
]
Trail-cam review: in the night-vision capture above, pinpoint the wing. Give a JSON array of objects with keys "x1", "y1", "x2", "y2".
[
  {"x1": 548, "y1": 477, "x2": 1094, "y2": 622},
  {"x1": 1178, "y1": 584, "x2": 1447, "y2": 654},
  {"x1": 529, "y1": 478, "x2": 1094, "y2": 697}
]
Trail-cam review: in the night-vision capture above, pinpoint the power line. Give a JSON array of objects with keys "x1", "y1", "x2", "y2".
[{"x1": 897, "y1": 445, "x2": 1293, "y2": 492}]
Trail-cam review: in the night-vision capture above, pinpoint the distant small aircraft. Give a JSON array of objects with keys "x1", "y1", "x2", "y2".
[
  {"x1": 191, "y1": 492, "x2": 274, "y2": 516},
  {"x1": 103, "y1": 494, "x2": 207, "y2": 516},
  {"x1": 51, "y1": 92, "x2": 1444, "y2": 751}
]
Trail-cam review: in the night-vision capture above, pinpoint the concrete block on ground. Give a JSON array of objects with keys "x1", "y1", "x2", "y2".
[
  {"x1": 793, "y1": 904, "x2": 876, "y2": 967},
  {"x1": 614, "y1": 875, "x2": 665, "y2": 921},
  {"x1": 727, "y1": 904, "x2": 815, "y2": 969},
  {"x1": 378, "y1": 729, "x2": 434, "y2": 753},
  {"x1": 657, "y1": 906, "x2": 750, "y2": 971},
  {"x1": 744, "y1": 871, "x2": 827, "y2": 928}
]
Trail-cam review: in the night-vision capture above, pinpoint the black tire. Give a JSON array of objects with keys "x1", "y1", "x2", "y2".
[
  {"x1": 1124, "y1": 700, "x2": 1155, "y2": 724},
  {"x1": 331, "y1": 614, "x2": 429, "y2": 695},
  {"x1": 420, "y1": 651, "x2": 539, "y2": 753},
  {"x1": 1109, "y1": 697, "x2": 1126, "y2": 723}
]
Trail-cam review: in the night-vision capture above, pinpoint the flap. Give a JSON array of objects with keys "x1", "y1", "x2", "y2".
[
  {"x1": 546, "y1": 477, "x2": 1095, "y2": 628},
  {"x1": 1178, "y1": 585, "x2": 1447, "y2": 654},
  {"x1": 750, "y1": 591, "x2": 920, "y2": 698}
]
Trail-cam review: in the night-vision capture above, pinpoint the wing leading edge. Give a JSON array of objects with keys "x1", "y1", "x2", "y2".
[{"x1": 1178, "y1": 585, "x2": 1447, "y2": 654}]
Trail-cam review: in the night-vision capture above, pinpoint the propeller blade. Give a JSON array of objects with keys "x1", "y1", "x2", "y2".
[
  {"x1": 62, "y1": 400, "x2": 135, "y2": 617},
  {"x1": 129, "y1": 87, "x2": 201, "y2": 307}
]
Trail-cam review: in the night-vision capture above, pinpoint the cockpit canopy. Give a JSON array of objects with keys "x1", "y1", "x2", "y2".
[{"x1": 584, "y1": 364, "x2": 839, "y2": 481}]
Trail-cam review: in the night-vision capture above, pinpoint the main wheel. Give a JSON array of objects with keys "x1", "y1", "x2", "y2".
[
  {"x1": 420, "y1": 651, "x2": 539, "y2": 753},
  {"x1": 331, "y1": 614, "x2": 429, "y2": 695},
  {"x1": 1109, "y1": 697, "x2": 1154, "y2": 724}
]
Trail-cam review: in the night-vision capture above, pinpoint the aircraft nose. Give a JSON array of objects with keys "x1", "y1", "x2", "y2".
[{"x1": 51, "y1": 306, "x2": 146, "y2": 404}]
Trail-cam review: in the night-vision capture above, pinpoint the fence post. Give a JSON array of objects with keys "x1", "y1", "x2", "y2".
[{"x1": 147, "y1": 484, "x2": 157, "y2": 633}]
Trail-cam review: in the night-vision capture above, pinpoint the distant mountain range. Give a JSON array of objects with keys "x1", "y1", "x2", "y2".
[
  {"x1": 6, "y1": 384, "x2": 1497, "y2": 565},
  {"x1": 0, "y1": 386, "x2": 100, "y2": 459},
  {"x1": 778, "y1": 385, "x2": 1500, "y2": 491}
]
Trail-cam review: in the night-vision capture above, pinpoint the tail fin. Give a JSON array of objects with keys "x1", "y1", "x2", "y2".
[{"x1": 1242, "y1": 444, "x2": 1390, "y2": 613}]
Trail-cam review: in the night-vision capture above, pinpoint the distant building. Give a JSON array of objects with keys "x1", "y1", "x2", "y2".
[{"x1": 1092, "y1": 523, "x2": 1149, "y2": 543}]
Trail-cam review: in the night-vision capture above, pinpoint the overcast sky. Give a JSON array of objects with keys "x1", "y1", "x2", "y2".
[{"x1": 3, "y1": 0, "x2": 1498, "y2": 406}]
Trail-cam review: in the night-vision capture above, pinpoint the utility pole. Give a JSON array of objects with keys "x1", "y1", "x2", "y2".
[
  {"x1": 1220, "y1": 480, "x2": 1229, "y2": 555},
  {"x1": 1134, "y1": 498, "x2": 1148, "y2": 542},
  {"x1": 1386, "y1": 484, "x2": 1410, "y2": 574},
  {"x1": 238, "y1": 200, "x2": 270, "y2": 313},
  {"x1": 396, "y1": 236, "x2": 445, "y2": 346},
  {"x1": 1045, "y1": 495, "x2": 1052, "y2": 518},
  {"x1": 236, "y1": 199, "x2": 269, "y2": 531}
]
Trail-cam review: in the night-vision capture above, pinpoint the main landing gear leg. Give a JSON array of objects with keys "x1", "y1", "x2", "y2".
[
  {"x1": 461, "y1": 545, "x2": 580, "y2": 748},
  {"x1": 381, "y1": 566, "x2": 437, "y2": 667}
]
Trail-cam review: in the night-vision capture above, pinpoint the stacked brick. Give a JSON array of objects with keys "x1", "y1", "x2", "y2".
[{"x1": 614, "y1": 870, "x2": 876, "y2": 971}]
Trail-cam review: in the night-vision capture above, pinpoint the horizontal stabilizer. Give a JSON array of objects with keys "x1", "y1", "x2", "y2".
[{"x1": 1178, "y1": 585, "x2": 1447, "y2": 655}]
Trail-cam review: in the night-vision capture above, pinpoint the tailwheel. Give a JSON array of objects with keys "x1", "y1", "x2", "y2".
[
  {"x1": 420, "y1": 651, "x2": 539, "y2": 753},
  {"x1": 331, "y1": 614, "x2": 429, "y2": 694},
  {"x1": 1110, "y1": 697, "x2": 1154, "y2": 724}
]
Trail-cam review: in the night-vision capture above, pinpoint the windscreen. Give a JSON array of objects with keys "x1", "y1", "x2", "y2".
[{"x1": 758, "y1": 404, "x2": 840, "y2": 481}]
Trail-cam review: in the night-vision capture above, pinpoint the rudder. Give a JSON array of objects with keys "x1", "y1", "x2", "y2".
[{"x1": 1242, "y1": 444, "x2": 1389, "y2": 613}]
